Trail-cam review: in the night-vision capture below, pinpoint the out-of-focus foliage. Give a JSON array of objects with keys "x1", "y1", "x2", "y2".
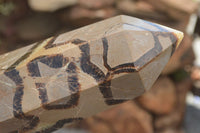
[{"x1": 0, "y1": 1, "x2": 15, "y2": 16}]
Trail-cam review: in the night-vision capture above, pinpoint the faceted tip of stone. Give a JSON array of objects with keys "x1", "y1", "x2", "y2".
[
  {"x1": 173, "y1": 30, "x2": 184, "y2": 49},
  {"x1": 120, "y1": 15, "x2": 184, "y2": 49},
  {"x1": 159, "y1": 24, "x2": 184, "y2": 49}
]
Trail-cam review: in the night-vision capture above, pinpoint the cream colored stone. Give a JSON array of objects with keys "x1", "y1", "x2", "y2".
[{"x1": 0, "y1": 15, "x2": 183, "y2": 133}]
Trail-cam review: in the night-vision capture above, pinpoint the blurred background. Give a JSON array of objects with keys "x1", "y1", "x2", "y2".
[{"x1": 0, "y1": 0, "x2": 200, "y2": 133}]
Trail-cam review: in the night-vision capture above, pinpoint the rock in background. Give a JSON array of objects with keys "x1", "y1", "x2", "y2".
[{"x1": 0, "y1": 0, "x2": 199, "y2": 133}]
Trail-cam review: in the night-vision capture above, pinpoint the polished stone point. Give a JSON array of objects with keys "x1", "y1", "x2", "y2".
[{"x1": 0, "y1": 15, "x2": 183, "y2": 133}]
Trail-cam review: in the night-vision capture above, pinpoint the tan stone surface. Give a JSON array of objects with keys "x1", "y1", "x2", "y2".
[{"x1": 0, "y1": 15, "x2": 183, "y2": 132}]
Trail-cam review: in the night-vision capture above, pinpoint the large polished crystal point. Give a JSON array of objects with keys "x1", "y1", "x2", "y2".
[{"x1": 0, "y1": 15, "x2": 183, "y2": 133}]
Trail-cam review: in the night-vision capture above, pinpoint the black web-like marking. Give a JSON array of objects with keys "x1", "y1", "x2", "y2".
[
  {"x1": 123, "y1": 22, "x2": 178, "y2": 58},
  {"x1": 44, "y1": 37, "x2": 87, "y2": 49},
  {"x1": 27, "y1": 54, "x2": 68, "y2": 104},
  {"x1": 34, "y1": 62, "x2": 81, "y2": 132},
  {"x1": 67, "y1": 62, "x2": 81, "y2": 93},
  {"x1": 35, "y1": 118, "x2": 83, "y2": 133},
  {"x1": 43, "y1": 93, "x2": 80, "y2": 110},
  {"x1": 102, "y1": 38, "x2": 112, "y2": 71},
  {"x1": 4, "y1": 23, "x2": 178, "y2": 132},
  {"x1": 4, "y1": 69, "x2": 24, "y2": 117},
  {"x1": 79, "y1": 43, "x2": 106, "y2": 82},
  {"x1": 27, "y1": 54, "x2": 69, "y2": 106},
  {"x1": 5, "y1": 54, "x2": 79, "y2": 132},
  {"x1": 43, "y1": 62, "x2": 80, "y2": 110},
  {"x1": 27, "y1": 54, "x2": 80, "y2": 110},
  {"x1": 44, "y1": 35, "x2": 59, "y2": 49},
  {"x1": 27, "y1": 54, "x2": 68, "y2": 77},
  {"x1": 4, "y1": 69, "x2": 40, "y2": 132},
  {"x1": 35, "y1": 83, "x2": 48, "y2": 104},
  {"x1": 169, "y1": 33, "x2": 178, "y2": 56},
  {"x1": 6, "y1": 41, "x2": 42, "y2": 72},
  {"x1": 79, "y1": 30, "x2": 177, "y2": 105},
  {"x1": 79, "y1": 42, "x2": 127, "y2": 105},
  {"x1": 27, "y1": 58, "x2": 81, "y2": 132}
]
